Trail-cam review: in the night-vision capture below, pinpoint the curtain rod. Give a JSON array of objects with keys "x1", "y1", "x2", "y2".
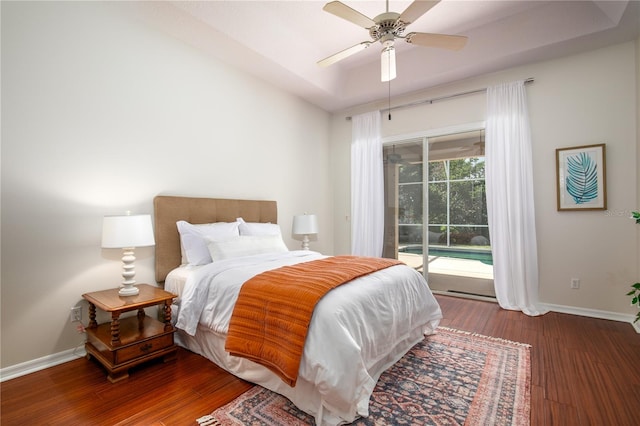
[{"x1": 346, "y1": 77, "x2": 534, "y2": 120}]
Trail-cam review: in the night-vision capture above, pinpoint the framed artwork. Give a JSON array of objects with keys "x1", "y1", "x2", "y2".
[{"x1": 556, "y1": 143, "x2": 606, "y2": 211}]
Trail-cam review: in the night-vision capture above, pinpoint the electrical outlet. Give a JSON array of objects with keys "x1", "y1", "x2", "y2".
[
  {"x1": 570, "y1": 278, "x2": 580, "y2": 289},
  {"x1": 70, "y1": 306, "x2": 82, "y2": 322}
]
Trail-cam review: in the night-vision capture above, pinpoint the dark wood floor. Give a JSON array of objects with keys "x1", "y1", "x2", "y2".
[{"x1": 2, "y1": 295, "x2": 640, "y2": 425}]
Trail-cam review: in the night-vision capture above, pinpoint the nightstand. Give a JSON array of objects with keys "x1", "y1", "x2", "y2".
[{"x1": 82, "y1": 284, "x2": 177, "y2": 383}]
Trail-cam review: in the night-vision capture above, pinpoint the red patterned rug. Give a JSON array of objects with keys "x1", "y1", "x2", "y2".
[{"x1": 197, "y1": 327, "x2": 531, "y2": 425}]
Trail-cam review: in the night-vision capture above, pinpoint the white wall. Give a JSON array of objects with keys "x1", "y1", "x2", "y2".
[
  {"x1": 331, "y1": 40, "x2": 639, "y2": 320},
  {"x1": 1, "y1": 1, "x2": 332, "y2": 368}
]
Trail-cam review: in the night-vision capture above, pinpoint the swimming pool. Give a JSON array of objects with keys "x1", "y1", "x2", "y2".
[{"x1": 399, "y1": 245, "x2": 493, "y2": 265}]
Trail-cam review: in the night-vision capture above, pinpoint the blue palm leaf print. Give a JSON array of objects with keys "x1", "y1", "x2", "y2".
[{"x1": 565, "y1": 152, "x2": 598, "y2": 204}]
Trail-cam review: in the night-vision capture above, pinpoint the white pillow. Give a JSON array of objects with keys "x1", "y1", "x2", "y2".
[
  {"x1": 236, "y1": 217, "x2": 282, "y2": 237},
  {"x1": 176, "y1": 220, "x2": 241, "y2": 265},
  {"x1": 206, "y1": 235, "x2": 288, "y2": 261}
]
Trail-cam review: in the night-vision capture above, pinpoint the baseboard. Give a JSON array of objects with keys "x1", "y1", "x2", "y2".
[
  {"x1": 433, "y1": 290, "x2": 497, "y2": 303},
  {"x1": 0, "y1": 345, "x2": 86, "y2": 383},
  {"x1": 541, "y1": 302, "x2": 640, "y2": 333}
]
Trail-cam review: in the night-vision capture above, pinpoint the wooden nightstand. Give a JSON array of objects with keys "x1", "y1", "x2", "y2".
[{"x1": 82, "y1": 284, "x2": 177, "y2": 383}]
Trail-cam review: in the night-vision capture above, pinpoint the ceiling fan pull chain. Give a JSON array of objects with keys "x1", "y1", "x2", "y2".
[{"x1": 388, "y1": 79, "x2": 392, "y2": 121}]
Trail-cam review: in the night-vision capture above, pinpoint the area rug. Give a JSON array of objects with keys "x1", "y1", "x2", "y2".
[{"x1": 197, "y1": 327, "x2": 531, "y2": 425}]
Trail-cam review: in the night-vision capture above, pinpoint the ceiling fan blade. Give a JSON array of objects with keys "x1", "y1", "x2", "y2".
[
  {"x1": 399, "y1": 0, "x2": 440, "y2": 25},
  {"x1": 323, "y1": 1, "x2": 375, "y2": 29},
  {"x1": 317, "y1": 41, "x2": 372, "y2": 67},
  {"x1": 406, "y1": 32, "x2": 468, "y2": 50}
]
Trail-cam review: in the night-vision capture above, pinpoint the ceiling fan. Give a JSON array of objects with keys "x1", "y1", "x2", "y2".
[{"x1": 318, "y1": 0, "x2": 468, "y2": 82}]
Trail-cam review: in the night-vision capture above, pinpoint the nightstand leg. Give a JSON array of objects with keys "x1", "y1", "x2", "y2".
[
  {"x1": 110, "y1": 312, "x2": 121, "y2": 345},
  {"x1": 108, "y1": 370, "x2": 129, "y2": 383},
  {"x1": 163, "y1": 301, "x2": 172, "y2": 330},
  {"x1": 88, "y1": 303, "x2": 97, "y2": 328},
  {"x1": 137, "y1": 308, "x2": 145, "y2": 330}
]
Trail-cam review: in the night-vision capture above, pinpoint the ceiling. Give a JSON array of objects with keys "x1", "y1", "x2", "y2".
[{"x1": 147, "y1": 1, "x2": 640, "y2": 112}]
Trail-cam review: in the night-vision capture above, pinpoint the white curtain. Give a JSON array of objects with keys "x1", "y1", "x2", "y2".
[
  {"x1": 351, "y1": 111, "x2": 384, "y2": 257},
  {"x1": 485, "y1": 81, "x2": 547, "y2": 316}
]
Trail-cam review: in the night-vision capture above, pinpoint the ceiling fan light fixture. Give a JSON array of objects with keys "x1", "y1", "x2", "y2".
[{"x1": 381, "y1": 40, "x2": 396, "y2": 82}]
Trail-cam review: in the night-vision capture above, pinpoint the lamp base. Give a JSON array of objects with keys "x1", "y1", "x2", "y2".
[
  {"x1": 119, "y1": 284, "x2": 139, "y2": 296},
  {"x1": 301, "y1": 235, "x2": 310, "y2": 250},
  {"x1": 119, "y1": 248, "x2": 139, "y2": 296}
]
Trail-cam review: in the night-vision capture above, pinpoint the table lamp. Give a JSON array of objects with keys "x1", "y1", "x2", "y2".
[
  {"x1": 292, "y1": 214, "x2": 318, "y2": 250},
  {"x1": 102, "y1": 213, "x2": 155, "y2": 296}
]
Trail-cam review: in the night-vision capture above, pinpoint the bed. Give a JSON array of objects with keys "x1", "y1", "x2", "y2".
[{"x1": 153, "y1": 195, "x2": 442, "y2": 425}]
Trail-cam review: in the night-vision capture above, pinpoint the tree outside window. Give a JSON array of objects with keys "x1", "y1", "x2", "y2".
[{"x1": 398, "y1": 157, "x2": 489, "y2": 249}]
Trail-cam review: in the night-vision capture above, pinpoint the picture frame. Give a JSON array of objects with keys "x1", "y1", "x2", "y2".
[{"x1": 556, "y1": 143, "x2": 606, "y2": 211}]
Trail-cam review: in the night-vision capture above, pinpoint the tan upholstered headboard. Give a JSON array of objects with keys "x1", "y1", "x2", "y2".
[{"x1": 153, "y1": 195, "x2": 277, "y2": 283}]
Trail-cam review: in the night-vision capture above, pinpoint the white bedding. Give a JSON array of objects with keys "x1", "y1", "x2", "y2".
[
  {"x1": 172, "y1": 250, "x2": 442, "y2": 425},
  {"x1": 165, "y1": 264, "x2": 198, "y2": 297}
]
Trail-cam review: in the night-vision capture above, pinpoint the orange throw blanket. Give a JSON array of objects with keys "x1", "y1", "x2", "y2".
[{"x1": 224, "y1": 255, "x2": 403, "y2": 386}]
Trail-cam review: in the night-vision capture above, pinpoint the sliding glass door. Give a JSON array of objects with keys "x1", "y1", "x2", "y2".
[{"x1": 383, "y1": 130, "x2": 495, "y2": 298}]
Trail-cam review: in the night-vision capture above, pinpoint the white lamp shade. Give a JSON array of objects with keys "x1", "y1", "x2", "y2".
[
  {"x1": 292, "y1": 214, "x2": 319, "y2": 235},
  {"x1": 102, "y1": 214, "x2": 155, "y2": 248}
]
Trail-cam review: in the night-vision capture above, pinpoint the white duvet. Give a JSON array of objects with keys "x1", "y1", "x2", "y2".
[{"x1": 173, "y1": 250, "x2": 442, "y2": 425}]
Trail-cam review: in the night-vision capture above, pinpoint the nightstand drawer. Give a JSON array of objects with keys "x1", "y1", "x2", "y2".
[{"x1": 115, "y1": 334, "x2": 174, "y2": 364}]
